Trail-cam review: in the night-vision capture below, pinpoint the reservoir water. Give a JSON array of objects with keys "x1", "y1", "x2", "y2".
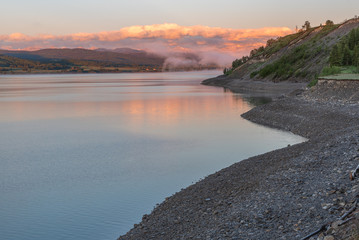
[{"x1": 0, "y1": 71, "x2": 305, "y2": 240}]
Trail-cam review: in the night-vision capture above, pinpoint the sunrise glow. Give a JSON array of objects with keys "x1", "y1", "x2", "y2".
[{"x1": 0, "y1": 24, "x2": 293, "y2": 55}]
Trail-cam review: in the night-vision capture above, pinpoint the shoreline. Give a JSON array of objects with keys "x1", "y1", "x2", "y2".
[
  {"x1": 119, "y1": 79, "x2": 359, "y2": 239},
  {"x1": 202, "y1": 75, "x2": 307, "y2": 98},
  {"x1": 0, "y1": 69, "x2": 222, "y2": 76}
]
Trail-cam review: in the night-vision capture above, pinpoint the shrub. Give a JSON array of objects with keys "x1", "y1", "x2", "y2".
[
  {"x1": 307, "y1": 74, "x2": 319, "y2": 88},
  {"x1": 320, "y1": 66, "x2": 342, "y2": 76},
  {"x1": 307, "y1": 78, "x2": 318, "y2": 88},
  {"x1": 250, "y1": 71, "x2": 259, "y2": 78},
  {"x1": 223, "y1": 67, "x2": 233, "y2": 76}
]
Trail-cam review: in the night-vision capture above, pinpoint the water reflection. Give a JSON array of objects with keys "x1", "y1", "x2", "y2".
[
  {"x1": 243, "y1": 96, "x2": 272, "y2": 106},
  {"x1": 223, "y1": 87, "x2": 272, "y2": 107},
  {"x1": 0, "y1": 71, "x2": 305, "y2": 240},
  {"x1": 0, "y1": 93, "x2": 251, "y2": 125}
]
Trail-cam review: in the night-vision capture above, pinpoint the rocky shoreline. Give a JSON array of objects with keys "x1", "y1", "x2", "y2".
[{"x1": 119, "y1": 80, "x2": 359, "y2": 240}]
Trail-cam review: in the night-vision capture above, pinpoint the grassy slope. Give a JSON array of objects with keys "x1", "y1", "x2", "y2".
[
  {"x1": 226, "y1": 18, "x2": 359, "y2": 83},
  {"x1": 319, "y1": 74, "x2": 359, "y2": 80}
]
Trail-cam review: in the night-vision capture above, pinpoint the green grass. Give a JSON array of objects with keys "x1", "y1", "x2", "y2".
[
  {"x1": 320, "y1": 66, "x2": 342, "y2": 76},
  {"x1": 341, "y1": 66, "x2": 359, "y2": 74},
  {"x1": 319, "y1": 65, "x2": 359, "y2": 80},
  {"x1": 319, "y1": 66, "x2": 359, "y2": 79},
  {"x1": 319, "y1": 73, "x2": 359, "y2": 80}
]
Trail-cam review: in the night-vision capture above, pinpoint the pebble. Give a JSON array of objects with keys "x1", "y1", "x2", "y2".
[{"x1": 323, "y1": 235, "x2": 335, "y2": 240}]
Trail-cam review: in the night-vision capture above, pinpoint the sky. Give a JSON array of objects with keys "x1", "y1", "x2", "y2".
[{"x1": 0, "y1": 0, "x2": 358, "y2": 65}]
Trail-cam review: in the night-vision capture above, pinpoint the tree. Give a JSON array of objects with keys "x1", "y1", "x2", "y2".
[
  {"x1": 342, "y1": 46, "x2": 352, "y2": 65},
  {"x1": 353, "y1": 45, "x2": 359, "y2": 66},
  {"x1": 348, "y1": 29, "x2": 356, "y2": 50},
  {"x1": 329, "y1": 45, "x2": 342, "y2": 66},
  {"x1": 266, "y1": 38, "x2": 276, "y2": 47},
  {"x1": 250, "y1": 49, "x2": 258, "y2": 57},
  {"x1": 223, "y1": 67, "x2": 229, "y2": 75},
  {"x1": 302, "y1": 21, "x2": 311, "y2": 31},
  {"x1": 325, "y1": 20, "x2": 334, "y2": 26},
  {"x1": 232, "y1": 59, "x2": 243, "y2": 69}
]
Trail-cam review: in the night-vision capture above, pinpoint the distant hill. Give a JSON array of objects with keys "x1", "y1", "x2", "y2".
[
  {"x1": 203, "y1": 17, "x2": 359, "y2": 86},
  {"x1": 0, "y1": 48, "x2": 165, "y2": 66},
  {"x1": 0, "y1": 48, "x2": 167, "y2": 74},
  {"x1": 0, "y1": 47, "x2": 222, "y2": 74}
]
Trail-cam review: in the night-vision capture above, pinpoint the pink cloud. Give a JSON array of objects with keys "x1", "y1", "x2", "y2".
[
  {"x1": 55, "y1": 23, "x2": 292, "y2": 42},
  {"x1": 0, "y1": 23, "x2": 293, "y2": 66}
]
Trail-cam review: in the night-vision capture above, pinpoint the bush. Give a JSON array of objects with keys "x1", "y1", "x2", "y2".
[
  {"x1": 320, "y1": 66, "x2": 342, "y2": 76},
  {"x1": 250, "y1": 71, "x2": 258, "y2": 78},
  {"x1": 307, "y1": 78, "x2": 318, "y2": 88},
  {"x1": 223, "y1": 67, "x2": 233, "y2": 76}
]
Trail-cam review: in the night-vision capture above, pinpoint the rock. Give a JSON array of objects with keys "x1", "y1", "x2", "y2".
[{"x1": 323, "y1": 235, "x2": 335, "y2": 240}]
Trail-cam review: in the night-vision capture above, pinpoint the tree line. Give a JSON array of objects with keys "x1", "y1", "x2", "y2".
[
  {"x1": 329, "y1": 27, "x2": 359, "y2": 67},
  {"x1": 0, "y1": 54, "x2": 162, "y2": 73}
]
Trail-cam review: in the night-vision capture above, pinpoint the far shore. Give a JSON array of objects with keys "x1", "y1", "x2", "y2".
[
  {"x1": 0, "y1": 68, "x2": 222, "y2": 76},
  {"x1": 119, "y1": 77, "x2": 359, "y2": 240}
]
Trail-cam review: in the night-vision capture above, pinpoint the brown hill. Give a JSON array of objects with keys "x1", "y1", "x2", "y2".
[{"x1": 0, "y1": 48, "x2": 165, "y2": 66}]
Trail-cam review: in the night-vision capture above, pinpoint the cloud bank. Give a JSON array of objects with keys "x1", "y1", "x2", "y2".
[{"x1": 0, "y1": 23, "x2": 293, "y2": 66}]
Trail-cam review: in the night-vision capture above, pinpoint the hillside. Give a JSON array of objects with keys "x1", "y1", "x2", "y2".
[{"x1": 203, "y1": 18, "x2": 359, "y2": 88}]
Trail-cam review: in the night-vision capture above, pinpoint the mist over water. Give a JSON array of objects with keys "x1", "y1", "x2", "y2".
[
  {"x1": 160, "y1": 50, "x2": 235, "y2": 70},
  {"x1": 0, "y1": 71, "x2": 305, "y2": 240}
]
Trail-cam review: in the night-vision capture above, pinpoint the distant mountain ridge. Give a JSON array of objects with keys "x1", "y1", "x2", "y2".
[
  {"x1": 98, "y1": 48, "x2": 147, "y2": 54},
  {"x1": 0, "y1": 48, "x2": 165, "y2": 66},
  {"x1": 0, "y1": 47, "x2": 222, "y2": 74},
  {"x1": 0, "y1": 47, "x2": 167, "y2": 74}
]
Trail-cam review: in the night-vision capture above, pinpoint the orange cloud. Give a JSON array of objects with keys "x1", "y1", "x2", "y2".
[
  {"x1": 0, "y1": 23, "x2": 292, "y2": 46},
  {"x1": 55, "y1": 23, "x2": 292, "y2": 42},
  {"x1": 0, "y1": 23, "x2": 293, "y2": 66}
]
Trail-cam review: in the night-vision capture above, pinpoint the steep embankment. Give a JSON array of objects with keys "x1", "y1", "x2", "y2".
[{"x1": 202, "y1": 18, "x2": 359, "y2": 90}]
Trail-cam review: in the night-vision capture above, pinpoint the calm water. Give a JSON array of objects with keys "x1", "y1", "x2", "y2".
[{"x1": 0, "y1": 71, "x2": 305, "y2": 240}]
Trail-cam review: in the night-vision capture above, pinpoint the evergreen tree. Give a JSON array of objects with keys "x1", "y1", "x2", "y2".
[
  {"x1": 348, "y1": 29, "x2": 356, "y2": 50},
  {"x1": 353, "y1": 45, "x2": 359, "y2": 66},
  {"x1": 342, "y1": 46, "x2": 352, "y2": 65},
  {"x1": 339, "y1": 42, "x2": 346, "y2": 62},
  {"x1": 325, "y1": 20, "x2": 334, "y2": 26},
  {"x1": 302, "y1": 21, "x2": 311, "y2": 31},
  {"x1": 329, "y1": 45, "x2": 341, "y2": 66}
]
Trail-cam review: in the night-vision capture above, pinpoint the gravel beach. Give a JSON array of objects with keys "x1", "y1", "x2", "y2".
[{"x1": 119, "y1": 80, "x2": 359, "y2": 240}]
